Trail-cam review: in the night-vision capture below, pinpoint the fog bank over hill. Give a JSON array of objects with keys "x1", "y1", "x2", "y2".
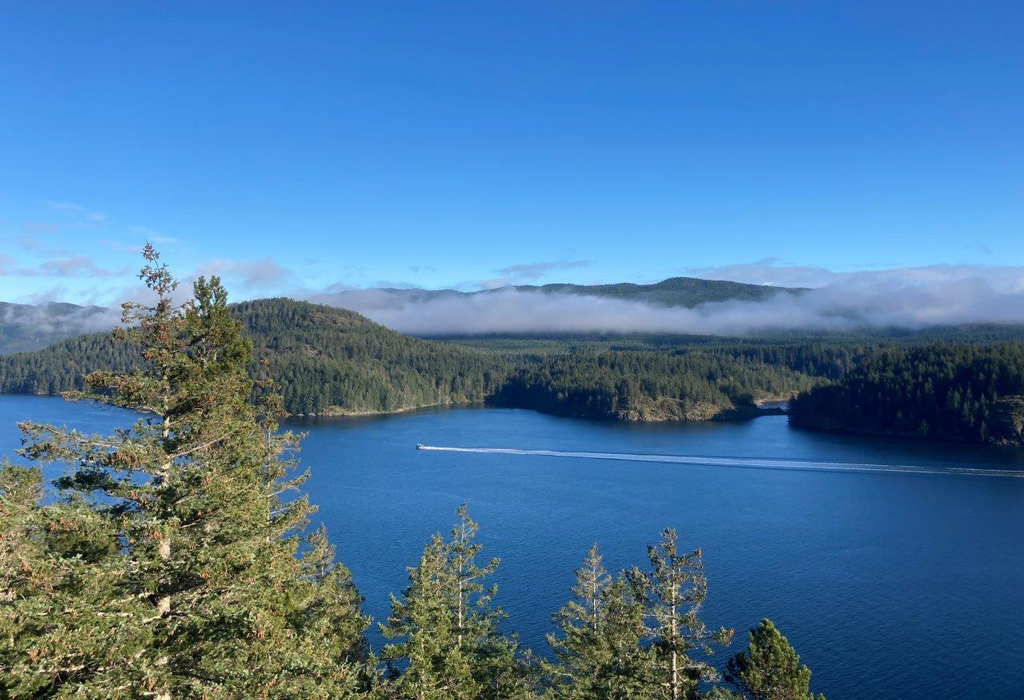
[
  {"x1": 4, "y1": 267, "x2": 1024, "y2": 349},
  {"x1": 309, "y1": 266, "x2": 1024, "y2": 336},
  {"x1": 0, "y1": 301, "x2": 119, "y2": 354}
]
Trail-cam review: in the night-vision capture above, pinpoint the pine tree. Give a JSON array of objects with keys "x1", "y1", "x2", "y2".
[
  {"x1": 0, "y1": 461, "x2": 141, "y2": 698},
  {"x1": 380, "y1": 505, "x2": 533, "y2": 700},
  {"x1": 544, "y1": 544, "x2": 649, "y2": 700},
  {"x1": 1, "y1": 246, "x2": 368, "y2": 698},
  {"x1": 725, "y1": 619, "x2": 824, "y2": 700},
  {"x1": 631, "y1": 529, "x2": 733, "y2": 700}
]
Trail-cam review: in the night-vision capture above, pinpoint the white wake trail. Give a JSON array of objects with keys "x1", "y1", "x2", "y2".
[{"x1": 416, "y1": 446, "x2": 1024, "y2": 479}]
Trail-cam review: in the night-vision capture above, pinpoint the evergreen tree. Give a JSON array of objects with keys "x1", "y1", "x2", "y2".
[
  {"x1": 725, "y1": 620, "x2": 824, "y2": 700},
  {"x1": 631, "y1": 530, "x2": 733, "y2": 700},
  {"x1": 544, "y1": 544, "x2": 649, "y2": 700},
  {"x1": 1, "y1": 246, "x2": 368, "y2": 698},
  {"x1": 380, "y1": 505, "x2": 533, "y2": 700},
  {"x1": 0, "y1": 461, "x2": 139, "y2": 699},
  {"x1": 0, "y1": 246, "x2": 838, "y2": 700}
]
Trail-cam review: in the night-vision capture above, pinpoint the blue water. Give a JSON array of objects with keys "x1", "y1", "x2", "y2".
[{"x1": 3, "y1": 394, "x2": 1024, "y2": 699}]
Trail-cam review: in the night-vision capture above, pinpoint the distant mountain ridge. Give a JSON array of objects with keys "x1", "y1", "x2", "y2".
[
  {"x1": 0, "y1": 276, "x2": 798, "y2": 353},
  {"x1": 0, "y1": 301, "x2": 112, "y2": 355},
  {"x1": 366, "y1": 275, "x2": 801, "y2": 307}
]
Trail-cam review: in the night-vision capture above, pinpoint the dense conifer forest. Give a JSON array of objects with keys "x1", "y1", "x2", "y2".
[
  {"x1": 789, "y1": 343, "x2": 1024, "y2": 445},
  {"x1": 0, "y1": 299, "x2": 835, "y2": 421},
  {"x1": 492, "y1": 350, "x2": 821, "y2": 421},
  {"x1": 4, "y1": 294, "x2": 1024, "y2": 442},
  {"x1": 0, "y1": 256, "x2": 827, "y2": 699},
  {"x1": 0, "y1": 300, "x2": 511, "y2": 416}
]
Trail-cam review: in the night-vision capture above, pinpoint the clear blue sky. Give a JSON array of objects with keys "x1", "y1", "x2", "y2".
[{"x1": 1, "y1": 1, "x2": 1021, "y2": 302}]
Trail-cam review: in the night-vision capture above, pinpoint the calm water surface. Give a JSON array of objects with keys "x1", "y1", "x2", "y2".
[{"x1": 3, "y1": 395, "x2": 1023, "y2": 700}]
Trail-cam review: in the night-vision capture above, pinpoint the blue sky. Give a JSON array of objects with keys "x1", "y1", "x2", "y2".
[{"x1": 1, "y1": 1, "x2": 1021, "y2": 303}]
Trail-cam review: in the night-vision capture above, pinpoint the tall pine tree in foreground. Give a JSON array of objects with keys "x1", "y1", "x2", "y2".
[
  {"x1": 379, "y1": 504, "x2": 534, "y2": 700},
  {"x1": 725, "y1": 619, "x2": 825, "y2": 700},
  {"x1": 631, "y1": 530, "x2": 734, "y2": 700},
  {"x1": 544, "y1": 544, "x2": 649, "y2": 700},
  {"x1": 1, "y1": 246, "x2": 367, "y2": 699}
]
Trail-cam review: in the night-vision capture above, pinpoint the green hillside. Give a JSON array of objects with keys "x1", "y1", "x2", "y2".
[
  {"x1": 8, "y1": 297, "x2": 1024, "y2": 437},
  {"x1": 0, "y1": 299, "x2": 511, "y2": 416},
  {"x1": 0, "y1": 298, "x2": 833, "y2": 421}
]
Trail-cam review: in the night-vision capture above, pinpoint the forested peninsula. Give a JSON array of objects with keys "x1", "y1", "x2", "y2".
[{"x1": 789, "y1": 343, "x2": 1024, "y2": 445}]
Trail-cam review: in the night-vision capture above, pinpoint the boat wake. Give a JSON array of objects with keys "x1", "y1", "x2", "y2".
[{"x1": 415, "y1": 445, "x2": 1024, "y2": 478}]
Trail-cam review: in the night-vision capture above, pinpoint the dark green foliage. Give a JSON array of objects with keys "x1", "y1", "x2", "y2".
[
  {"x1": 725, "y1": 620, "x2": 824, "y2": 700},
  {"x1": 545, "y1": 535, "x2": 739, "y2": 700},
  {"x1": 11, "y1": 288, "x2": 1024, "y2": 435},
  {"x1": 789, "y1": 343, "x2": 1024, "y2": 445},
  {"x1": 0, "y1": 304, "x2": 840, "y2": 422},
  {"x1": 633, "y1": 531, "x2": 734, "y2": 700},
  {"x1": 1, "y1": 249, "x2": 369, "y2": 698},
  {"x1": 379, "y1": 505, "x2": 532, "y2": 700},
  {"x1": 543, "y1": 545, "x2": 649, "y2": 699},
  {"x1": 0, "y1": 299, "x2": 512, "y2": 417},
  {"x1": 0, "y1": 331, "x2": 138, "y2": 395},
  {"x1": 234, "y1": 298, "x2": 510, "y2": 415},
  {"x1": 494, "y1": 351, "x2": 822, "y2": 421}
]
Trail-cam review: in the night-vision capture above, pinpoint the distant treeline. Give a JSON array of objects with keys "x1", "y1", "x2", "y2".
[{"x1": 790, "y1": 343, "x2": 1024, "y2": 445}]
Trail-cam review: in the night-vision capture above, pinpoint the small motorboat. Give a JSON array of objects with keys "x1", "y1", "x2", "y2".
[{"x1": 415, "y1": 443, "x2": 424, "y2": 450}]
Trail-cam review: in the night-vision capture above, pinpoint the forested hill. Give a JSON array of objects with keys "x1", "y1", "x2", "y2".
[
  {"x1": 0, "y1": 298, "x2": 835, "y2": 420},
  {"x1": 233, "y1": 299, "x2": 509, "y2": 414},
  {"x1": 506, "y1": 276, "x2": 799, "y2": 306},
  {"x1": 7, "y1": 300, "x2": 1024, "y2": 436},
  {"x1": 789, "y1": 343, "x2": 1024, "y2": 446},
  {"x1": 346, "y1": 275, "x2": 799, "y2": 309},
  {"x1": 0, "y1": 299, "x2": 510, "y2": 416}
]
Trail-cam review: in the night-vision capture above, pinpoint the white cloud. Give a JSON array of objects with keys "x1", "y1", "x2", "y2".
[
  {"x1": 39, "y1": 256, "x2": 128, "y2": 278},
  {"x1": 309, "y1": 264, "x2": 1024, "y2": 336},
  {"x1": 40, "y1": 200, "x2": 85, "y2": 212},
  {"x1": 23, "y1": 221, "x2": 59, "y2": 234},
  {"x1": 128, "y1": 226, "x2": 178, "y2": 244},
  {"x1": 478, "y1": 258, "x2": 593, "y2": 288},
  {"x1": 196, "y1": 258, "x2": 291, "y2": 290}
]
